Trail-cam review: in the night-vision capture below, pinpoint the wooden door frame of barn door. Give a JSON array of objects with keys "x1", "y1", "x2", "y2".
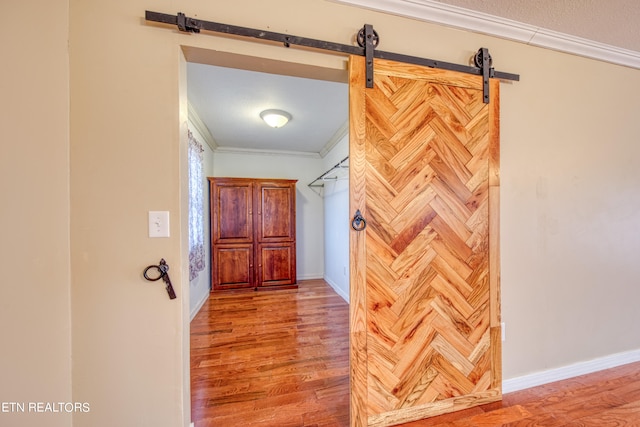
[{"x1": 348, "y1": 55, "x2": 502, "y2": 427}]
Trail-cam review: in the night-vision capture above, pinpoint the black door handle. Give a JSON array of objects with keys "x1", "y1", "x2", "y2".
[
  {"x1": 351, "y1": 209, "x2": 367, "y2": 231},
  {"x1": 143, "y1": 258, "x2": 177, "y2": 300}
]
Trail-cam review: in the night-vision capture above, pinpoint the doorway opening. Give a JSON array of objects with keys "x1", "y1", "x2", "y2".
[{"x1": 182, "y1": 47, "x2": 351, "y2": 425}]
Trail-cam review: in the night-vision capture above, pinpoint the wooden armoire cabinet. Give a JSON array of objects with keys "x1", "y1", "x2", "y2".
[{"x1": 208, "y1": 177, "x2": 297, "y2": 291}]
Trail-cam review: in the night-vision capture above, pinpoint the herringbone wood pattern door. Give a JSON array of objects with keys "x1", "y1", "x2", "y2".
[{"x1": 349, "y1": 56, "x2": 501, "y2": 427}]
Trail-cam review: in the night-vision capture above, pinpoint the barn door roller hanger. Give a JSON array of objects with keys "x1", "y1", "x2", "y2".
[{"x1": 145, "y1": 11, "x2": 519, "y2": 103}]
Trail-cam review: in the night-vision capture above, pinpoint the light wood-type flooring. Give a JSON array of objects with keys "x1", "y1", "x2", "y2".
[{"x1": 191, "y1": 279, "x2": 640, "y2": 426}]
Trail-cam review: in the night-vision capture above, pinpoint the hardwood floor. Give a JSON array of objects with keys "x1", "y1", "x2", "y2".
[
  {"x1": 400, "y1": 360, "x2": 640, "y2": 426},
  {"x1": 191, "y1": 279, "x2": 350, "y2": 426},
  {"x1": 191, "y1": 280, "x2": 640, "y2": 426}
]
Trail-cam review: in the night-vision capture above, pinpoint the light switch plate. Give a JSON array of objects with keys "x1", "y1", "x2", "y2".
[{"x1": 148, "y1": 211, "x2": 170, "y2": 238}]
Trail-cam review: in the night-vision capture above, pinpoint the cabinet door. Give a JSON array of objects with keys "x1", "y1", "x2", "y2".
[
  {"x1": 256, "y1": 181, "x2": 296, "y2": 243},
  {"x1": 211, "y1": 178, "x2": 253, "y2": 244},
  {"x1": 212, "y1": 244, "x2": 253, "y2": 290},
  {"x1": 256, "y1": 243, "x2": 296, "y2": 288}
]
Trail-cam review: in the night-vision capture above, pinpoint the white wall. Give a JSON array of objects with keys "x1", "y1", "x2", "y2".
[
  {"x1": 212, "y1": 151, "x2": 325, "y2": 280},
  {"x1": 188, "y1": 122, "x2": 213, "y2": 320},
  {"x1": 322, "y1": 135, "x2": 350, "y2": 302},
  {"x1": 202, "y1": 136, "x2": 351, "y2": 302}
]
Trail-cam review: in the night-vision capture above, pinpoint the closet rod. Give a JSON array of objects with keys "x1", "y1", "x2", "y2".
[{"x1": 308, "y1": 156, "x2": 349, "y2": 188}]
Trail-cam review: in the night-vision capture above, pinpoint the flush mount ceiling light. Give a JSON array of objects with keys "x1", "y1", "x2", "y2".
[{"x1": 260, "y1": 109, "x2": 292, "y2": 128}]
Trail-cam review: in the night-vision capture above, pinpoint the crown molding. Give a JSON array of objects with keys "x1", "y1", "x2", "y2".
[
  {"x1": 319, "y1": 120, "x2": 349, "y2": 158},
  {"x1": 329, "y1": 0, "x2": 640, "y2": 69},
  {"x1": 188, "y1": 102, "x2": 218, "y2": 151},
  {"x1": 214, "y1": 146, "x2": 322, "y2": 159}
]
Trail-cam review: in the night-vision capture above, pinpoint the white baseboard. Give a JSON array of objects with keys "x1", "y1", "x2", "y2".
[
  {"x1": 503, "y1": 348, "x2": 640, "y2": 394},
  {"x1": 323, "y1": 276, "x2": 349, "y2": 303},
  {"x1": 297, "y1": 273, "x2": 324, "y2": 281},
  {"x1": 189, "y1": 290, "x2": 210, "y2": 322}
]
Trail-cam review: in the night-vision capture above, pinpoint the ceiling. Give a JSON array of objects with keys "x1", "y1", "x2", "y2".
[
  {"x1": 187, "y1": 0, "x2": 640, "y2": 156},
  {"x1": 187, "y1": 63, "x2": 348, "y2": 157}
]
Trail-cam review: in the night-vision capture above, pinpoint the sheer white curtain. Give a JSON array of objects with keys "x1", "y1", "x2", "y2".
[{"x1": 188, "y1": 130, "x2": 205, "y2": 281}]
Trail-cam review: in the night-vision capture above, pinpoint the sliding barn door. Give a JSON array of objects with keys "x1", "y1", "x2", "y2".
[{"x1": 349, "y1": 56, "x2": 501, "y2": 427}]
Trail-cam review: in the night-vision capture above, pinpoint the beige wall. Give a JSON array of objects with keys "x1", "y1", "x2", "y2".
[
  {"x1": 69, "y1": 0, "x2": 188, "y2": 425},
  {"x1": 2, "y1": 0, "x2": 640, "y2": 426},
  {"x1": 0, "y1": 1, "x2": 72, "y2": 426},
  {"x1": 499, "y1": 47, "x2": 640, "y2": 374}
]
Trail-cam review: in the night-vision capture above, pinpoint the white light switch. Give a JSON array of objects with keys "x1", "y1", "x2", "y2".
[{"x1": 148, "y1": 211, "x2": 170, "y2": 238}]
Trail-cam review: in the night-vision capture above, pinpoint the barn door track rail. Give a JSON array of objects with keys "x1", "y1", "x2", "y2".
[{"x1": 145, "y1": 11, "x2": 519, "y2": 103}]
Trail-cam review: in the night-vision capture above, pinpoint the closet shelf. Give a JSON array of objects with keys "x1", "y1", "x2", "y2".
[{"x1": 308, "y1": 156, "x2": 349, "y2": 191}]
